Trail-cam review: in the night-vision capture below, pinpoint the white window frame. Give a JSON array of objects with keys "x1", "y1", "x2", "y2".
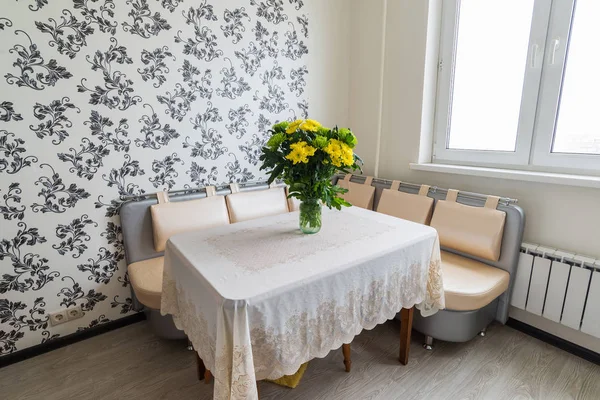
[
  {"x1": 433, "y1": 0, "x2": 600, "y2": 174},
  {"x1": 531, "y1": 0, "x2": 600, "y2": 171}
]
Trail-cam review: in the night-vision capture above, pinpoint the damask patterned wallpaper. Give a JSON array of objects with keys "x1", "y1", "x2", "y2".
[{"x1": 0, "y1": 0, "x2": 309, "y2": 356}]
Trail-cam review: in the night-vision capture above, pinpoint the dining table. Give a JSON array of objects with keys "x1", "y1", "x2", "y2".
[{"x1": 161, "y1": 205, "x2": 444, "y2": 400}]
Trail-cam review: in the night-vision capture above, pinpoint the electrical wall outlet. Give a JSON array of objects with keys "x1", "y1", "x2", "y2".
[
  {"x1": 49, "y1": 305, "x2": 83, "y2": 326},
  {"x1": 66, "y1": 305, "x2": 83, "y2": 321},
  {"x1": 49, "y1": 310, "x2": 69, "y2": 326}
]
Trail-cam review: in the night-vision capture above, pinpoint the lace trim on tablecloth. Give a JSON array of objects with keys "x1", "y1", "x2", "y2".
[
  {"x1": 161, "y1": 276, "x2": 216, "y2": 370},
  {"x1": 416, "y1": 258, "x2": 444, "y2": 316},
  {"x1": 161, "y1": 255, "x2": 444, "y2": 390},
  {"x1": 416, "y1": 236, "x2": 444, "y2": 317},
  {"x1": 162, "y1": 274, "x2": 257, "y2": 400},
  {"x1": 249, "y1": 258, "x2": 443, "y2": 380}
]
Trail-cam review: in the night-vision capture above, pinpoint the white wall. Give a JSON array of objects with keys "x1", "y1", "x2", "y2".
[
  {"x1": 349, "y1": 0, "x2": 386, "y2": 175},
  {"x1": 349, "y1": 0, "x2": 600, "y2": 259},
  {"x1": 308, "y1": 0, "x2": 352, "y2": 127}
]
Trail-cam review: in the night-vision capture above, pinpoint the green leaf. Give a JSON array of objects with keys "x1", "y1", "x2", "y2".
[{"x1": 267, "y1": 164, "x2": 285, "y2": 184}]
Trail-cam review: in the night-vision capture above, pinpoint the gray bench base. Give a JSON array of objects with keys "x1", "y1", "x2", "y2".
[
  {"x1": 130, "y1": 276, "x2": 186, "y2": 340},
  {"x1": 412, "y1": 299, "x2": 498, "y2": 343},
  {"x1": 145, "y1": 309, "x2": 186, "y2": 340}
]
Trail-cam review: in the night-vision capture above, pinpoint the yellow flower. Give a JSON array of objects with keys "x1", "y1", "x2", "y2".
[
  {"x1": 286, "y1": 119, "x2": 304, "y2": 134},
  {"x1": 300, "y1": 119, "x2": 322, "y2": 132},
  {"x1": 323, "y1": 139, "x2": 354, "y2": 167},
  {"x1": 285, "y1": 141, "x2": 317, "y2": 164},
  {"x1": 340, "y1": 143, "x2": 354, "y2": 166},
  {"x1": 286, "y1": 119, "x2": 323, "y2": 133}
]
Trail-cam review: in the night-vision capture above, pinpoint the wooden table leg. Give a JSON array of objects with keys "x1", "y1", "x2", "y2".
[
  {"x1": 195, "y1": 350, "x2": 213, "y2": 384},
  {"x1": 342, "y1": 343, "x2": 352, "y2": 372},
  {"x1": 205, "y1": 369, "x2": 213, "y2": 384},
  {"x1": 399, "y1": 307, "x2": 414, "y2": 365},
  {"x1": 195, "y1": 352, "x2": 206, "y2": 381}
]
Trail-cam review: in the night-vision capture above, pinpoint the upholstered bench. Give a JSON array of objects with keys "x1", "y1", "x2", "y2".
[
  {"x1": 120, "y1": 182, "x2": 290, "y2": 339},
  {"x1": 333, "y1": 175, "x2": 525, "y2": 347},
  {"x1": 123, "y1": 175, "x2": 524, "y2": 348}
]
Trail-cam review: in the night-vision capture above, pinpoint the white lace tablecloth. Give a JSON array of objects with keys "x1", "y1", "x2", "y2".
[{"x1": 161, "y1": 206, "x2": 443, "y2": 400}]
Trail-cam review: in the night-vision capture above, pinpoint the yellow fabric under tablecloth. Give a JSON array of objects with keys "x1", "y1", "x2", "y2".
[{"x1": 267, "y1": 363, "x2": 309, "y2": 388}]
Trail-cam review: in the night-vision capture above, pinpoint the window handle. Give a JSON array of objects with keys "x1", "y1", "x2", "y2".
[
  {"x1": 531, "y1": 43, "x2": 539, "y2": 68},
  {"x1": 550, "y1": 38, "x2": 560, "y2": 65}
]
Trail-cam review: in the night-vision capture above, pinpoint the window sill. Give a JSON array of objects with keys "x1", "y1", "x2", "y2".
[{"x1": 409, "y1": 163, "x2": 600, "y2": 189}]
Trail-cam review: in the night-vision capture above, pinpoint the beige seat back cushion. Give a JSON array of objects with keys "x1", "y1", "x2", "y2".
[
  {"x1": 226, "y1": 186, "x2": 290, "y2": 223},
  {"x1": 430, "y1": 189, "x2": 506, "y2": 262},
  {"x1": 376, "y1": 181, "x2": 434, "y2": 225},
  {"x1": 337, "y1": 175, "x2": 376, "y2": 210},
  {"x1": 150, "y1": 188, "x2": 230, "y2": 252},
  {"x1": 285, "y1": 186, "x2": 301, "y2": 212}
]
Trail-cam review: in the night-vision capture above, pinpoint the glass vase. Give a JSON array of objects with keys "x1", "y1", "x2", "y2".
[{"x1": 299, "y1": 199, "x2": 322, "y2": 234}]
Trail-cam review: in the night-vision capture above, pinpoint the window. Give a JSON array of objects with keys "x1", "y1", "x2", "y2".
[{"x1": 434, "y1": 0, "x2": 600, "y2": 173}]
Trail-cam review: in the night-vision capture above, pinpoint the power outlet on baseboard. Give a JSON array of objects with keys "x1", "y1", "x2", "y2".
[{"x1": 49, "y1": 305, "x2": 83, "y2": 326}]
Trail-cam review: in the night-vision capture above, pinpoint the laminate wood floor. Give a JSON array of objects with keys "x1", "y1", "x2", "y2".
[{"x1": 1, "y1": 320, "x2": 598, "y2": 400}]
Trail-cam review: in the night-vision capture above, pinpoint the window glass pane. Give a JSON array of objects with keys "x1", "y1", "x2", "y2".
[
  {"x1": 448, "y1": 0, "x2": 534, "y2": 151},
  {"x1": 552, "y1": 0, "x2": 600, "y2": 155}
]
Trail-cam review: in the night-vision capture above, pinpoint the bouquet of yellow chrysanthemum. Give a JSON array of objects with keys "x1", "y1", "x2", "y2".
[{"x1": 260, "y1": 119, "x2": 362, "y2": 232}]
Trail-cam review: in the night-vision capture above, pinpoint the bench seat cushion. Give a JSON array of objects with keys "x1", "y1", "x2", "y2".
[
  {"x1": 128, "y1": 257, "x2": 164, "y2": 310},
  {"x1": 442, "y1": 251, "x2": 509, "y2": 311}
]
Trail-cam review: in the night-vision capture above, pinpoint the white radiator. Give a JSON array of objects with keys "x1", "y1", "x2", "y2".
[{"x1": 511, "y1": 243, "x2": 600, "y2": 339}]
